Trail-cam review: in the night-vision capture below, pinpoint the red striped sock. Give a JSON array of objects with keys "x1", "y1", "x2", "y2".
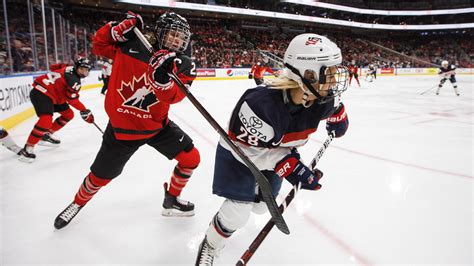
[
  {"x1": 74, "y1": 172, "x2": 111, "y2": 206},
  {"x1": 50, "y1": 116, "x2": 71, "y2": 132},
  {"x1": 26, "y1": 115, "x2": 53, "y2": 146},
  {"x1": 168, "y1": 165, "x2": 193, "y2": 197}
]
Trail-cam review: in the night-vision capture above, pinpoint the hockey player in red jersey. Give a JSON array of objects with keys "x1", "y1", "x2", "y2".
[
  {"x1": 53, "y1": 11, "x2": 200, "y2": 230},
  {"x1": 196, "y1": 34, "x2": 349, "y2": 265},
  {"x1": 249, "y1": 59, "x2": 275, "y2": 85},
  {"x1": 348, "y1": 61, "x2": 360, "y2": 87},
  {"x1": 18, "y1": 57, "x2": 94, "y2": 163}
]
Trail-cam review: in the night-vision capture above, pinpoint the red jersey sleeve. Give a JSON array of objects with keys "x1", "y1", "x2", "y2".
[
  {"x1": 68, "y1": 98, "x2": 86, "y2": 111},
  {"x1": 265, "y1": 67, "x2": 275, "y2": 74},
  {"x1": 250, "y1": 65, "x2": 257, "y2": 74},
  {"x1": 92, "y1": 23, "x2": 119, "y2": 60}
]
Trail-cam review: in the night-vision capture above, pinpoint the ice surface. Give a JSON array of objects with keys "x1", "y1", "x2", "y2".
[{"x1": 1, "y1": 75, "x2": 472, "y2": 265}]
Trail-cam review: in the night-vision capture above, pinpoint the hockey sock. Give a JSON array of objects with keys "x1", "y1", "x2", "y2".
[
  {"x1": 26, "y1": 114, "x2": 53, "y2": 146},
  {"x1": 453, "y1": 84, "x2": 459, "y2": 95},
  {"x1": 168, "y1": 165, "x2": 193, "y2": 197},
  {"x1": 74, "y1": 172, "x2": 111, "y2": 206},
  {"x1": 169, "y1": 147, "x2": 200, "y2": 197},
  {"x1": 204, "y1": 213, "x2": 234, "y2": 249},
  {"x1": 50, "y1": 109, "x2": 74, "y2": 133},
  {"x1": 355, "y1": 77, "x2": 360, "y2": 86}
]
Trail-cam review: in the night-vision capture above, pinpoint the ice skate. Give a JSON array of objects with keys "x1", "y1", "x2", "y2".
[
  {"x1": 54, "y1": 202, "x2": 83, "y2": 229},
  {"x1": 39, "y1": 132, "x2": 61, "y2": 147},
  {"x1": 195, "y1": 237, "x2": 220, "y2": 266},
  {"x1": 18, "y1": 145, "x2": 36, "y2": 163},
  {"x1": 162, "y1": 183, "x2": 195, "y2": 217}
]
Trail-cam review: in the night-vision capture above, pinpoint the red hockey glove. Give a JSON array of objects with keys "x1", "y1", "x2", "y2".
[
  {"x1": 326, "y1": 103, "x2": 348, "y2": 138},
  {"x1": 80, "y1": 109, "x2": 94, "y2": 123},
  {"x1": 275, "y1": 151, "x2": 323, "y2": 191},
  {"x1": 148, "y1": 50, "x2": 178, "y2": 89},
  {"x1": 111, "y1": 11, "x2": 144, "y2": 42}
]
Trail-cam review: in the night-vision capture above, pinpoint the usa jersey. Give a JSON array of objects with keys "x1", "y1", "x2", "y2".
[
  {"x1": 439, "y1": 65, "x2": 456, "y2": 78},
  {"x1": 220, "y1": 86, "x2": 340, "y2": 170},
  {"x1": 92, "y1": 22, "x2": 196, "y2": 140},
  {"x1": 33, "y1": 66, "x2": 86, "y2": 111}
]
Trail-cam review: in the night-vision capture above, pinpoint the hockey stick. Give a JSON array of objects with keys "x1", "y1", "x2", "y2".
[
  {"x1": 133, "y1": 28, "x2": 290, "y2": 234},
  {"x1": 236, "y1": 133, "x2": 335, "y2": 266},
  {"x1": 92, "y1": 122, "x2": 104, "y2": 134},
  {"x1": 420, "y1": 84, "x2": 438, "y2": 95}
]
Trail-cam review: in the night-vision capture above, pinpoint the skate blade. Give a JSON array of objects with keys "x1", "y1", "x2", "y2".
[
  {"x1": 18, "y1": 156, "x2": 35, "y2": 163},
  {"x1": 161, "y1": 209, "x2": 195, "y2": 217},
  {"x1": 2, "y1": 144, "x2": 21, "y2": 154},
  {"x1": 38, "y1": 141, "x2": 60, "y2": 147}
]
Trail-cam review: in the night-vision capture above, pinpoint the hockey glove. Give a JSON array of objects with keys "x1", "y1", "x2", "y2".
[
  {"x1": 80, "y1": 109, "x2": 94, "y2": 123},
  {"x1": 111, "y1": 11, "x2": 144, "y2": 42},
  {"x1": 148, "y1": 50, "x2": 177, "y2": 89},
  {"x1": 275, "y1": 150, "x2": 323, "y2": 191},
  {"x1": 248, "y1": 73, "x2": 253, "y2": 79},
  {"x1": 326, "y1": 103, "x2": 348, "y2": 138}
]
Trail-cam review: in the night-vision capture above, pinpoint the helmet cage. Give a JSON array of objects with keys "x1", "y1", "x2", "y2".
[
  {"x1": 155, "y1": 13, "x2": 191, "y2": 53},
  {"x1": 286, "y1": 62, "x2": 349, "y2": 104}
]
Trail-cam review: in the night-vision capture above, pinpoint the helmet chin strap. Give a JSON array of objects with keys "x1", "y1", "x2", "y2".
[
  {"x1": 285, "y1": 63, "x2": 328, "y2": 104},
  {"x1": 301, "y1": 91, "x2": 312, "y2": 108}
]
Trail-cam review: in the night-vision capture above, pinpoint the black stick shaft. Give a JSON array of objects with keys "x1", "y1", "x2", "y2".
[
  {"x1": 133, "y1": 27, "x2": 290, "y2": 234},
  {"x1": 93, "y1": 122, "x2": 104, "y2": 134},
  {"x1": 236, "y1": 133, "x2": 334, "y2": 265}
]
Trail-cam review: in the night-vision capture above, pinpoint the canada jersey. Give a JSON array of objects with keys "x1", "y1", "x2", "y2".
[
  {"x1": 92, "y1": 22, "x2": 196, "y2": 140},
  {"x1": 439, "y1": 65, "x2": 456, "y2": 77},
  {"x1": 251, "y1": 65, "x2": 274, "y2": 79},
  {"x1": 33, "y1": 66, "x2": 82, "y2": 105},
  {"x1": 348, "y1": 65, "x2": 359, "y2": 75},
  {"x1": 221, "y1": 86, "x2": 339, "y2": 170}
]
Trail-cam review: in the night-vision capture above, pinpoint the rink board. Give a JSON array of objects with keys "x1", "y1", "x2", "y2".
[{"x1": 1, "y1": 68, "x2": 472, "y2": 129}]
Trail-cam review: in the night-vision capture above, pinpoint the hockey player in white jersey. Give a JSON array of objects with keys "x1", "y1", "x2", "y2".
[
  {"x1": 436, "y1": 60, "x2": 459, "y2": 96},
  {"x1": 366, "y1": 63, "x2": 377, "y2": 82},
  {"x1": 195, "y1": 34, "x2": 350, "y2": 265},
  {"x1": 0, "y1": 127, "x2": 21, "y2": 154}
]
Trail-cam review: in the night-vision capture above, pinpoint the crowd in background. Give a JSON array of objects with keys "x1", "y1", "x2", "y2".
[
  {"x1": 191, "y1": 18, "x2": 472, "y2": 68},
  {"x1": 1, "y1": 3, "x2": 473, "y2": 75}
]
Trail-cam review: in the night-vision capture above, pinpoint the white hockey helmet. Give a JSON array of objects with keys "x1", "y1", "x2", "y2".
[
  {"x1": 283, "y1": 33, "x2": 348, "y2": 103},
  {"x1": 441, "y1": 60, "x2": 449, "y2": 67}
]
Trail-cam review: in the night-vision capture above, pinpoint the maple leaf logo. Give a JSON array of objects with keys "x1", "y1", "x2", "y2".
[{"x1": 117, "y1": 73, "x2": 159, "y2": 112}]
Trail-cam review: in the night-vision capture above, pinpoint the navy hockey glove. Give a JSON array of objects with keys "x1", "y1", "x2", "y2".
[
  {"x1": 275, "y1": 151, "x2": 323, "y2": 191},
  {"x1": 326, "y1": 103, "x2": 348, "y2": 138},
  {"x1": 80, "y1": 109, "x2": 94, "y2": 123},
  {"x1": 148, "y1": 50, "x2": 177, "y2": 89},
  {"x1": 111, "y1": 11, "x2": 144, "y2": 42},
  {"x1": 248, "y1": 72, "x2": 253, "y2": 79}
]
